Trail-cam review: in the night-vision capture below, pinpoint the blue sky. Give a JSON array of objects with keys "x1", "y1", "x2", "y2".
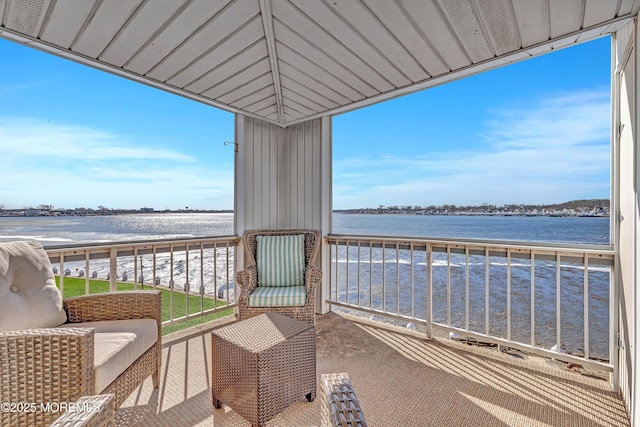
[
  {"x1": 0, "y1": 35, "x2": 611, "y2": 210},
  {"x1": 333, "y1": 36, "x2": 612, "y2": 209}
]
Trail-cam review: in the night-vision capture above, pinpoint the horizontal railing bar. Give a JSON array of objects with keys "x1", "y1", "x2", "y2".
[
  {"x1": 327, "y1": 234, "x2": 614, "y2": 257},
  {"x1": 328, "y1": 300, "x2": 428, "y2": 326},
  {"x1": 46, "y1": 235, "x2": 239, "y2": 251},
  {"x1": 46, "y1": 236, "x2": 240, "y2": 263},
  {"x1": 161, "y1": 303, "x2": 237, "y2": 326}
]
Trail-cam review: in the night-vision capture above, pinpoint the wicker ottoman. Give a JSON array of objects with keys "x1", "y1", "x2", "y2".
[{"x1": 211, "y1": 312, "x2": 316, "y2": 426}]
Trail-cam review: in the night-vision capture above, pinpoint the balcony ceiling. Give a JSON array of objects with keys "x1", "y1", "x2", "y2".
[{"x1": 1, "y1": 0, "x2": 637, "y2": 127}]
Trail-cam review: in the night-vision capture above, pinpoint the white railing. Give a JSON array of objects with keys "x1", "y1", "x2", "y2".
[
  {"x1": 45, "y1": 235, "x2": 239, "y2": 326},
  {"x1": 326, "y1": 234, "x2": 615, "y2": 372}
]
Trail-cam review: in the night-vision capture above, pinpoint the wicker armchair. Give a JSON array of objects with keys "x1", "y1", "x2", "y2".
[
  {"x1": 236, "y1": 229, "x2": 321, "y2": 324},
  {"x1": 0, "y1": 291, "x2": 162, "y2": 426},
  {"x1": 0, "y1": 241, "x2": 161, "y2": 427}
]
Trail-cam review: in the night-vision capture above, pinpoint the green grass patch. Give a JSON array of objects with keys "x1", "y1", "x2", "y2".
[{"x1": 56, "y1": 276, "x2": 234, "y2": 335}]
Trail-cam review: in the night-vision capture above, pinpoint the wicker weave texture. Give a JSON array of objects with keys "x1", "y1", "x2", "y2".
[
  {"x1": 211, "y1": 312, "x2": 317, "y2": 426},
  {"x1": 0, "y1": 291, "x2": 161, "y2": 426},
  {"x1": 49, "y1": 394, "x2": 114, "y2": 427},
  {"x1": 237, "y1": 230, "x2": 321, "y2": 325},
  {"x1": 320, "y1": 373, "x2": 367, "y2": 427}
]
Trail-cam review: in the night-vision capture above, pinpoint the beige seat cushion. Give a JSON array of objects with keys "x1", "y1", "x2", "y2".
[
  {"x1": 60, "y1": 319, "x2": 157, "y2": 393},
  {"x1": 0, "y1": 241, "x2": 66, "y2": 332}
]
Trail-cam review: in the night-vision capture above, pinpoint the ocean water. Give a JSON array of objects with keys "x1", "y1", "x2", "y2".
[
  {"x1": 333, "y1": 214, "x2": 610, "y2": 245},
  {"x1": 0, "y1": 212, "x2": 609, "y2": 246},
  {"x1": 0, "y1": 213, "x2": 235, "y2": 246},
  {"x1": 0, "y1": 213, "x2": 611, "y2": 359}
]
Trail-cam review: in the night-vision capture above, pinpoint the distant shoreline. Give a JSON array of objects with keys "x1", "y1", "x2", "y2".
[{"x1": 0, "y1": 199, "x2": 610, "y2": 218}]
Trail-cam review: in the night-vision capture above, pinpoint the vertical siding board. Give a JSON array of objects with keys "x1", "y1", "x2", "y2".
[
  {"x1": 269, "y1": 124, "x2": 279, "y2": 227},
  {"x1": 282, "y1": 126, "x2": 290, "y2": 227},
  {"x1": 253, "y1": 121, "x2": 262, "y2": 229},
  {"x1": 304, "y1": 120, "x2": 313, "y2": 228},
  {"x1": 298, "y1": 123, "x2": 305, "y2": 227},
  {"x1": 261, "y1": 121, "x2": 271, "y2": 227},
  {"x1": 245, "y1": 117, "x2": 255, "y2": 230},
  {"x1": 290, "y1": 125, "x2": 299, "y2": 228},
  {"x1": 312, "y1": 118, "x2": 322, "y2": 230}
]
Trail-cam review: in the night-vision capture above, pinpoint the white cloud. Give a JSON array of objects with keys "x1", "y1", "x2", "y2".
[
  {"x1": 0, "y1": 118, "x2": 234, "y2": 209},
  {"x1": 0, "y1": 118, "x2": 194, "y2": 162},
  {"x1": 334, "y1": 90, "x2": 611, "y2": 208}
]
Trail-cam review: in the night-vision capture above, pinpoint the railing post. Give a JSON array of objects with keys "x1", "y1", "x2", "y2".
[
  {"x1": 109, "y1": 248, "x2": 117, "y2": 292},
  {"x1": 426, "y1": 242, "x2": 433, "y2": 339}
]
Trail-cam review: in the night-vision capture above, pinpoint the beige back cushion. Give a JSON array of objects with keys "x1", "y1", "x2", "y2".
[{"x1": 0, "y1": 241, "x2": 67, "y2": 331}]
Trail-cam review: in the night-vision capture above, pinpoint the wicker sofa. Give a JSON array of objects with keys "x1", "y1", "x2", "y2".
[
  {"x1": 0, "y1": 241, "x2": 161, "y2": 426},
  {"x1": 236, "y1": 229, "x2": 322, "y2": 324}
]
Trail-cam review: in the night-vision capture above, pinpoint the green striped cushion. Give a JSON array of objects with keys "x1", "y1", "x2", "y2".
[
  {"x1": 248, "y1": 286, "x2": 307, "y2": 307},
  {"x1": 257, "y1": 234, "x2": 305, "y2": 287}
]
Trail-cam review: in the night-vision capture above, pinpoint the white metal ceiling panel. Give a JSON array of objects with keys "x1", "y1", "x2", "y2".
[
  {"x1": 279, "y1": 75, "x2": 340, "y2": 110},
  {"x1": 124, "y1": 0, "x2": 229, "y2": 75},
  {"x1": 618, "y1": 0, "x2": 638, "y2": 15},
  {"x1": 99, "y1": 0, "x2": 188, "y2": 68},
  {"x1": 549, "y1": 0, "x2": 583, "y2": 39},
  {"x1": 273, "y1": 19, "x2": 379, "y2": 97},
  {"x1": 276, "y1": 43, "x2": 365, "y2": 102},
  {"x1": 284, "y1": 111, "x2": 303, "y2": 122},
  {"x1": 271, "y1": 0, "x2": 394, "y2": 93},
  {"x1": 218, "y1": 72, "x2": 273, "y2": 104},
  {"x1": 5, "y1": 0, "x2": 48, "y2": 37},
  {"x1": 325, "y1": 0, "x2": 428, "y2": 83},
  {"x1": 401, "y1": 1, "x2": 471, "y2": 71},
  {"x1": 39, "y1": 0, "x2": 96, "y2": 48},
  {"x1": 245, "y1": 96, "x2": 278, "y2": 114},
  {"x1": 439, "y1": 0, "x2": 494, "y2": 62},
  {"x1": 278, "y1": 62, "x2": 355, "y2": 106},
  {"x1": 232, "y1": 85, "x2": 275, "y2": 109},
  {"x1": 2, "y1": 0, "x2": 638, "y2": 126},
  {"x1": 72, "y1": 0, "x2": 143, "y2": 58},
  {"x1": 583, "y1": 0, "x2": 618, "y2": 28},
  {"x1": 147, "y1": 0, "x2": 259, "y2": 83},
  {"x1": 200, "y1": 56, "x2": 272, "y2": 99},
  {"x1": 292, "y1": 0, "x2": 410, "y2": 88},
  {"x1": 256, "y1": 105, "x2": 278, "y2": 117},
  {"x1": 511, "y1": 0, "x2": 549, "y2": 48},
  {"x1": 282, "y1": 96, "x2": 319, "y2": 116},
  {"x1": 184, "y1": 41, "x2": 268, "y2": 94},
  {"x1": 476, "y1": 0, "x2": 521, "y2": 56},
  {"x1": 364, "y1": 0, "x2": 448, "y2": 78},
  {"x1": 281, "y1": 87, "x2": 328, "y2": 113},
  {"x1": 168, "y1": 15, "x2": 264, "y2": 89}
]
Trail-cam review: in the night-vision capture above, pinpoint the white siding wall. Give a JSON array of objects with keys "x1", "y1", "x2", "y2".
[
  {"x1": 615, "y1": 19, "x2": 638, "y2": 423},
  {"x1": 235, "y1": 115, "x2": 284, "y2": 233},
  {"x1": 236, "y1": 115, "x2": 325, "y2": 232},
  {"x1": 282, "y1": 119, "x2": 323, "y2": 230}
]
